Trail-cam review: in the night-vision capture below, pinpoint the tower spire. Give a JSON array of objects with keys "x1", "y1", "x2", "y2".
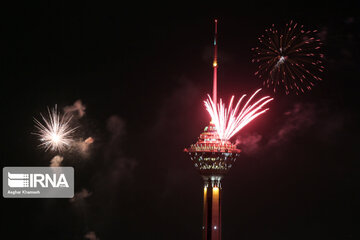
[{"x1": 212, "y1": 19, "x2": 218, "y2": 107}]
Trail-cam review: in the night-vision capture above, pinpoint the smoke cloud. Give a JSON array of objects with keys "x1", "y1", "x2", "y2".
[
  {"x1": 73, "y1": 137, "x2": 94, "y2": 158},
  {"x1": 236, "y1": 132, "x2": 262, "y2": 155},
  {"x1": 49, "y1": 155, "x2": 64, "y2": 167},
  {"x1": 106, "y1": 115, "x2": 126, "y2": 141},
  {"x1": 103, "y1": 115, "x2": 137, "y2": 182},
  {"x1": 268, "y1": 103, "x2": 316, "y2": 146},
  {"x1": 84, "y1": 231, "x2": 99, "y2": 240},
  {"x1": 236, "y1": 102, "x2": 343, "y2": 156},
  {"x1": 70, "y1": 188, "x2": 92, "y2": 203},
  {"x1": 63, "y1": 99, "x2": 86, "y2": 118}
]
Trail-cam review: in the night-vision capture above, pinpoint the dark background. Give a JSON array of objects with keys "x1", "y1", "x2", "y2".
[{"x1": 3, "y1": 1, "x2": 358, "y2": 240}]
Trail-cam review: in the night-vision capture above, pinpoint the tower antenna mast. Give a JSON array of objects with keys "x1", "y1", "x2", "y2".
[{"x1": 213, "y1": 19, "x2": 218, "y2": 107}]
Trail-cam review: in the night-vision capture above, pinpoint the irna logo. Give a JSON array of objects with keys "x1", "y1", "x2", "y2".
[
  {"x1": 8, "y1": 172, "x2": 69, "y2": 188},
  {"x1": 3, "y1": 167, "x2": 74, "y2": 198}
]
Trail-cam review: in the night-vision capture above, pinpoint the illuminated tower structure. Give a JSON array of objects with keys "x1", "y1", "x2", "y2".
[{"x1": 184, "y1": 20, "x2": 241, "y2": 240}]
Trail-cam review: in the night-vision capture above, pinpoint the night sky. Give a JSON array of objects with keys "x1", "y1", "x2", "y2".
[{"x1": 3, "y1": 2, "x2": 358, "y2": 240}]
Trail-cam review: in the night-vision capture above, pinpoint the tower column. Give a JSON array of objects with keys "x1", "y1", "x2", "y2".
[
  {"x1": 211, "y1": 186, "x2": 221, "y2": 240},
  {"x1": 203, "y1": 183, "x2": 209, "y2": 240},
  {"x1": 202, "y1": 177, "x2": 222, "y2": 240}
]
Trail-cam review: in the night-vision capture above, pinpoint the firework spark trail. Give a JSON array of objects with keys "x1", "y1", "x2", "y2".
[
  {"x1": 204, "y1": 89, "x2": 273, "y2": 141},
  {"x1": 33, "y1": 105, "x2": 77, "y2": 152},
  {"x1": 252, "y1": 20, "x2": 324, "y2": 95}
]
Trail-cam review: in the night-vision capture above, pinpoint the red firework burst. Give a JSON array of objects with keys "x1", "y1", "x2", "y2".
[
  {"x1": 252, "y1": 20, "x2": 325, "y2": 95},
  {"x1": 204, "y1": 89, "x2": 273, "y2": 141}
]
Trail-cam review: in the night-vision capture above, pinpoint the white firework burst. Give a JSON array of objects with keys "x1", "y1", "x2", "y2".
[{"x1": 33, "y1": 105, "x2": 77, "y2": 152}]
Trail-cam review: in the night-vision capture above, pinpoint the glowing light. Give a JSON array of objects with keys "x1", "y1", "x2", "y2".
[
  {"x1": 252, "y1": 20, "x2": 324, "y2": 94},
  {"x1": 204, "y1": 89, "x2": 273, "y2": 141},
  {"x1": 33, "y1": 105, "x2": 77, "y2": 152}
]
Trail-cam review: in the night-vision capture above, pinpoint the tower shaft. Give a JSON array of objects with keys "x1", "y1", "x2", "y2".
[{"x1": 202, "y1": 177, "x2": 221, "y2": 240}]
